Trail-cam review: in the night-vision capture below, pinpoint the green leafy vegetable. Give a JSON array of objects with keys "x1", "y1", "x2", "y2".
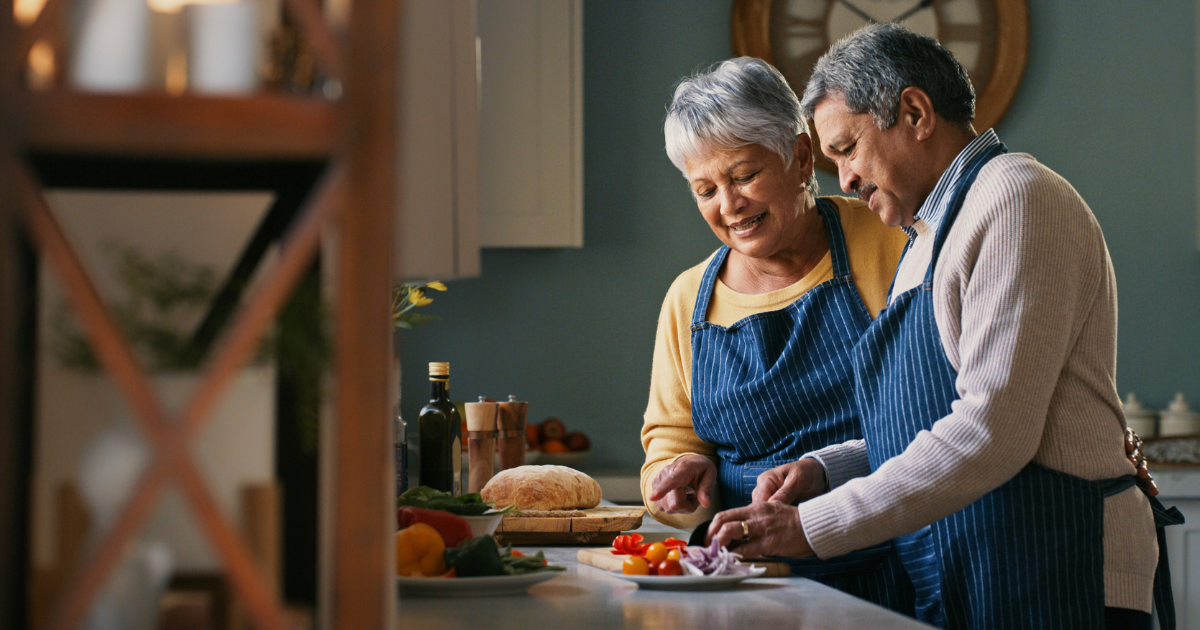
[
  {"x1": 397, "y1": 486, "x2": 515, "y2": 516},
  {"x1": 500, "y1": 547, "x2": 563, "y2": 575},
  {"x1": 445, "y1": 536, "x2": 506, "y2": 577}
]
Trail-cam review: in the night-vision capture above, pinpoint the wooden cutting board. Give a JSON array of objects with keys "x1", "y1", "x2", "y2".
[
  {"x1": 492, "y1": 506, "x2": 645, "y2": 546},
  {"x1": 576, "y1": 548, "x2": 793, "y2": 578}
]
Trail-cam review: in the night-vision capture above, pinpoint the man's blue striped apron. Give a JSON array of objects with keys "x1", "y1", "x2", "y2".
[
  {"x1": 852, "y1": 142, "x2": 1182, "y2": 629},
  {"x1": 691, "y1": 198, "x2": 914, "y2": 613}
]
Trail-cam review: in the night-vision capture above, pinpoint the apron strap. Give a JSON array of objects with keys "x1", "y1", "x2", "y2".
[
  {"x1": 924, "y1": 143, "x2": 1009, "y2": 284},
  {"x1": 1099, "y1": 474, "x2": 1136, "y2": 497},
  {"x1": 1149, "y1": 494, "x2": 1184, "y2": 630},
  {"x1": 691, "y1": 246, "x2": 731, "y2": 328},
  {"x1": 1097, "y1": 475, "x2": 1184, "y2": 629},
  {"x1": 816, "y1": 198, "x2": 853, "y2": 281}
]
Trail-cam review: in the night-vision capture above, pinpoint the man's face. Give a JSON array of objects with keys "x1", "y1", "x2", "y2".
[{"x1": 813, "y1": 95, "x2": 925, "y2": 228}]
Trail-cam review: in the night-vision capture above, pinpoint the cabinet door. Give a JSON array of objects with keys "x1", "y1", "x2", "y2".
[
  {"x1": 478, "y1": 0, "x2": 583, "y2": 248},
  {"x1": 395, "y1": 0, "x2": 481, "y2": 279}
]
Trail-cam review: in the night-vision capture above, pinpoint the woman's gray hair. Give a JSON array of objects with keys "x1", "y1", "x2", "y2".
[
  {"x1": 800, "y1": 23, "x2": 975, "y2": 130},
  {"x1": 665, "y1": 57, "x2": 817, "y2": 193}
]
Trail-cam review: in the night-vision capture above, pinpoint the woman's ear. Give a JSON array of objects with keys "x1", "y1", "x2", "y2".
[
  {"x1": 794, "y1": 133, "x2": 814, "y2": 179},
  {"x1": 898, "y1": 87, "x2": 936, "y2": 142}
]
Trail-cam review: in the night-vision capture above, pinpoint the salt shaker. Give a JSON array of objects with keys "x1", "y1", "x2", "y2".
[
  {"x1": 1159, "y1": 392, "x2": 1200, "y2": 437},
  {"x1": 1122, "y1": 392, "x2": 1158, "y2": 439},
  {"x1": 464, "y1": 397, "x2": 498, "y2": 493},
  {"x1": 496, "y1": 395, "x2": 528, "y2": 471}
]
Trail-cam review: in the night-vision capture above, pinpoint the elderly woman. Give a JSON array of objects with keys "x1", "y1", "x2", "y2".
[{"x1": 639, "y1": 57, "x2": 911, "y2": 609}]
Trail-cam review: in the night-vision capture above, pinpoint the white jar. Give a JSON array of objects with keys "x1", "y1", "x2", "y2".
[
  {"x1": 1159, "y1": 392, "x2": 1200, "y2": 438},
  {"x1": 1122, "y1": 392, "x2": 1158, "y2": 438}
]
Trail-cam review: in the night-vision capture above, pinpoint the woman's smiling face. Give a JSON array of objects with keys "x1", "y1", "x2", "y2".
[{"x1": 685, "y1": 138, "x2": 812, "y2": 261}]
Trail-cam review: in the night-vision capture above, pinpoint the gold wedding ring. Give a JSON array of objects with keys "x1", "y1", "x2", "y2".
[{"x1": 741, "y1": 521, "x2": 751, "y2": 540}]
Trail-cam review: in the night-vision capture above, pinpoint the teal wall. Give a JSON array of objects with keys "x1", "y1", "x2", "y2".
[{"x1": 400, "y1": 1, "x2": 1200, "y2": 474}]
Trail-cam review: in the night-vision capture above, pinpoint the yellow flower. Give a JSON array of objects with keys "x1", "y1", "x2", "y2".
[
  {"x1": 414, "y1": 295, "x2": 433, "y2": 307},
  {"x1": 408, "y1": 289, "x2": 425, "y2": 304},
  {"x1": 425, "y1": 281, "x2": 448, "y2": 291}
]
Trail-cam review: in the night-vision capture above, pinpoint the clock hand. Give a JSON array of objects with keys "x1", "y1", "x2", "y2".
[
  {"x1": 835, "y1": 0, "x2": 876, "y2": 23},
  {"x1": 891, "y1": 0, "x2": 935, "y2": 24}
]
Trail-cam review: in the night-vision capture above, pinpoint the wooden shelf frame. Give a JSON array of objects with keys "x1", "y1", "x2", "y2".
[{"x1": 0, "y1": 0, "x2": 399, "y2": 627}]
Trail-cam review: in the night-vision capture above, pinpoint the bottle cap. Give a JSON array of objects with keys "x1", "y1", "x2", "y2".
[{"x1": 428, "y1": 362, "x2": 450, "y2": 376}]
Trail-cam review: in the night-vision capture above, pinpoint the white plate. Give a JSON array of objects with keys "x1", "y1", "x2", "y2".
[
  {"x1": 612, "y1": 566, "x2": 766, "y2": 591},
  {"x1": 396, "y1": 571, "x2": 562, "y2": 598}
]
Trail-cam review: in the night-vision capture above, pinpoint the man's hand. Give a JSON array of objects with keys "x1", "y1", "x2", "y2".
[
  {"x1": 647, "y1": 455, "x2": 717, "y2": 514},
  {"x1": 1126, "y1": 428, "x2": 1158, "y2": 497},
  {"x1": 751, "y1": 458, "x2": 826, "y2": 505},
  {"x1": 706, "y1": 501, "x2": 814, "y2": 559}
]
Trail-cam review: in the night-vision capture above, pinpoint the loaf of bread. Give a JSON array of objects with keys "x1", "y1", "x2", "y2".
[{"x1": 481, "y1": 465, "x2": 602, "y2": 511}]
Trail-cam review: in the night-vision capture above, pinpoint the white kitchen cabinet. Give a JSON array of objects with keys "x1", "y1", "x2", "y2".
[
  {"x1": 478, "y1": 0, "x2": 584, "y2": 248},
  {"x1": 1155, "y1": 471, "x2": 1200, "y2": 629},
  {"x1": 394, "y1": 0, "x2": 584, "y2": 280},
  {"x1": 395, "y1": 0, "x2": 481, "y2": 280}
]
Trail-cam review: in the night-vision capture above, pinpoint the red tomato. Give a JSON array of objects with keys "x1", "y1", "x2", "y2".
[{"x1": 656, "y1": 560, "x2": 684, "y2": 576}]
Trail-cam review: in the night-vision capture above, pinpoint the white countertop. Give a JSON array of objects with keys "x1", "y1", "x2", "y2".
[{"x1": 395, "y1": 505, "x2": 933, "y2": 629}]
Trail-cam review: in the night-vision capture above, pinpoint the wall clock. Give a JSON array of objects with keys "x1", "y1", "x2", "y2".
[{"x1": 732, "y1": 0, "x2": 1027, "y2": 172}]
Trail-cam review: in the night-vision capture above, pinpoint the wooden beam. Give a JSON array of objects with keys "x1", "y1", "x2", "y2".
[
  {"x1": 21, "y1": 92, "x2": 338, "y2": 160},
  {"x1": 330, "y1": 0, "x2": 397, "y2": 625}
]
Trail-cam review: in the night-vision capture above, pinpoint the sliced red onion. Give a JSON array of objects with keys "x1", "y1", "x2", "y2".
[{"x1": 678, "y1": 541, "x2": 755, "y2": 577}]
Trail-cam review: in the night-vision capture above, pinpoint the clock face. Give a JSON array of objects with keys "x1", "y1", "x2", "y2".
[
  {"x1": 769, "y1": 0, "x2": 996, "y2": 105},
  {"x1": 734, "y1": 0, "x2": 1026, "y2": 173}
]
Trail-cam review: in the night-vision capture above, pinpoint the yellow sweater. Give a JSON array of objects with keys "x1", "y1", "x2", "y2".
[{"x1": 639, "y1": 197, "x2": 907, "y2": 528}]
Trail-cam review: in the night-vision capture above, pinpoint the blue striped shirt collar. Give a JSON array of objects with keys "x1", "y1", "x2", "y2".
[{"x1": 900, "y1": 129, "x2": 1001, "y2": 239}]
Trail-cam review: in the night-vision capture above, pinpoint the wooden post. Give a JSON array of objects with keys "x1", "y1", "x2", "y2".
[{"x1": 331, "y1": 0, "x2": 398, "y2": 625}]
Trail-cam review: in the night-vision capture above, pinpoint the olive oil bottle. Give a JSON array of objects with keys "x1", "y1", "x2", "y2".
[{"x1": 418, "y1": 362, "x2": 462, "y2": 495}]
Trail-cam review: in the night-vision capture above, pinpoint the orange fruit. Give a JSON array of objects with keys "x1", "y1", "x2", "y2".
[
  {"x1": 540, "y1": 439, "x2": 569, "y2": 453},
  {"x1": 666, "y1": 548, "x2": 681, "y2": 562}
]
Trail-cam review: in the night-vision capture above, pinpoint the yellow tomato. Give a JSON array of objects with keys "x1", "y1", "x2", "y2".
[
  {"x1": 644, "y1": 542, "x2": 668, "y2": 564},
  {"x1": 666, "y1": 548, "x2": 681, "y2": 562},
  {"x1": 396, "y1": 523, "x2": 446, "y2": 577},
  {"x1": 622, "y1": 555, "x2": 650, "y2": 575}
]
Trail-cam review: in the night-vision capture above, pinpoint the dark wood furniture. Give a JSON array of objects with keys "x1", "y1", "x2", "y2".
[{"x1": 0, "y1": 0, "x2": 400, "y2": 628}]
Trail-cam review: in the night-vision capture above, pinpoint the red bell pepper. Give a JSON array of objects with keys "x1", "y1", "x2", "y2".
[
  {"x1": 610, "y1": 534, "x2": 689, "y2": 556},
  {"x1": 396, "y1": 506, "x2": 474, "y2": 547}
]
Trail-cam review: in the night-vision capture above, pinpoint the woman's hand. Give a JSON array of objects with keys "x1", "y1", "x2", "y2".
[
  {"x1": 1126, "y1": 428, "x2": 1158, "y2": 497},
  {"x1": 706, "y1": 501, "x2": 814, "y2": 559},
  {"x1": 647, "y1": 455, "x2": 717, "y2": 514},
  {"x1": 751, "y1": 458, "x2": 826, "y2": 504}
]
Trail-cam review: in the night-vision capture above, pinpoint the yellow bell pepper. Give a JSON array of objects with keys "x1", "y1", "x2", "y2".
[{"x1": 396, "y1": 523, "x2": 446, "y2": 577}]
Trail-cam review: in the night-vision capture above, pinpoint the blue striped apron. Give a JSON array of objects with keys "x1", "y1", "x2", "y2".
[
  {"x1": 691, "y1": 199, "x2": 914, "y2": 614},
  {"x1": 853, "y1": 142, "x2": 1183, "y2": 629}
]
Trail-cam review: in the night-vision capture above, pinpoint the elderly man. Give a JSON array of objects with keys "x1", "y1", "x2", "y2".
[{"x1": 708, "y1": 23, "x2": 1180, "y2": 630}]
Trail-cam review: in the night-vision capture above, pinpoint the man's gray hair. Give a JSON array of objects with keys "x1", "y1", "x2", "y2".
[
  {"x1": 665, "y1": 57, "x2": 816, "y2": 193},
  {"x1": 800, "y1": 23, "x2": 975, "y2": 130}
]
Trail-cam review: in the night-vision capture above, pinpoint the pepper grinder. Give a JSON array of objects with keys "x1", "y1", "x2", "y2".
[
  {"x1": 1159, "y1": 392, "x2": 1200, "y2": 437},
  {"x1": 496, "y1": 395, "x2": 528, "y2": 471},
  {"x1": 464, "y1": 397, "x2": 498, "y2": 493},
  {"x1": 1122, "y1": 392, "x2": 1158, "y2": 439}
]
